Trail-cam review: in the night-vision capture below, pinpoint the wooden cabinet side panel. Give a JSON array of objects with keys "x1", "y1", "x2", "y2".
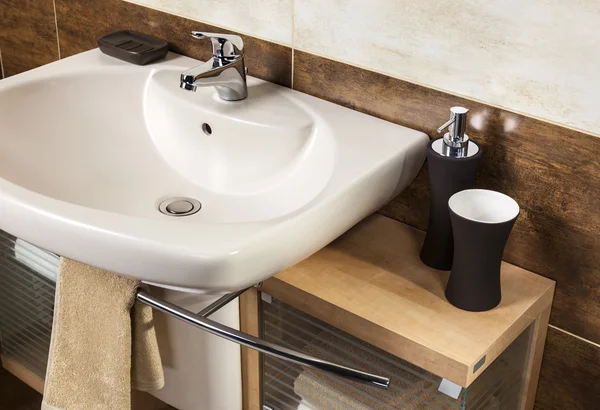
[{"x1": 240, "y1": 289, "x2": 262, "y2": 410}]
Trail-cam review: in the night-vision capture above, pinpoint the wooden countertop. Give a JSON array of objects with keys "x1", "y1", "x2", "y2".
[{"x1": 261, "y1": 214, "x2": 555, "y2": 387}]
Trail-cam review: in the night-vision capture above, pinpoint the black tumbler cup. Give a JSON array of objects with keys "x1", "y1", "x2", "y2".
[{"x1": 445, "y1": 189, "x2": 520, "y2": 312}]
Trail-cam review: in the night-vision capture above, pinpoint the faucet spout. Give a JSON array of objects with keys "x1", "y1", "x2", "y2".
[
  {"x1": 180, "y1": 58, "x2": 247, "y2": 101},
  {"x1": 180, "y1": 32, "x2": 248, "y2": 101}
]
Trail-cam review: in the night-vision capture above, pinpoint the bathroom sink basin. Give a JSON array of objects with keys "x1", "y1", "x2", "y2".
[{"x1": 0, "y1": 50, "x2": 427, "y2": 292}]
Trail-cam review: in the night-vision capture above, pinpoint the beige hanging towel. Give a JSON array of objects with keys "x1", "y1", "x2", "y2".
[{"x1": 42, "y1": 258, "x2": 164, "y2": 410}]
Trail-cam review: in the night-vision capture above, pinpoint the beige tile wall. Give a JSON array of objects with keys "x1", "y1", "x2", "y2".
[
  {"x1": 129, "y1": 0, "x2": 600, "y2": 136},
  {"x1": 124, "y1": 0, "x2": 293, "y2": 46},
  {"x1": 294, "y1": 0, "x2": 600, "y2": 137}
]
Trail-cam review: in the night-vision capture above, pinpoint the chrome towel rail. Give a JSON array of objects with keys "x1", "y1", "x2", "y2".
[
  {"x1": 196, "y1": 286, "x2": 252, "y2": 318},
  {"x1": 136, "y1": 290, "x2": 390, "y2": 389}
]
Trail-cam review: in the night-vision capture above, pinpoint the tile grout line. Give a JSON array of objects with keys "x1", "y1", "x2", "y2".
[
  {"x1": 291, "y1": 0, "x2": 295, "y2": 89},
  {"x1": 52, "y1": 0, "x2": 61, "y2": 59},
  {"x1": 291, "y1": 48, "x2": 295, "y2": 89},
  {"x1": 0, "y1": 48, "x2": 4, "y2": 78},
  {"x1": 549, "y1": 325, "x2": 600, "y2": 349}
]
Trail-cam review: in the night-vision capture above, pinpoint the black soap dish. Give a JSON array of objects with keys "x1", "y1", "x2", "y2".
[{"x1": 98, "y1": 30, "x2": 169, "y2": 65}]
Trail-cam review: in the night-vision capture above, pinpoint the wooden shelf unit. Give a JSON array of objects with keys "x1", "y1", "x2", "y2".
[{"x1": 253, "y1": 214, "x2": 554, "y2": 409}]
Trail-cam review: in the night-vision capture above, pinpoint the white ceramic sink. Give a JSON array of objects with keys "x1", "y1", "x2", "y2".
[{"x1": 0, "y1": 50, "x2": 428, "y2": 292}]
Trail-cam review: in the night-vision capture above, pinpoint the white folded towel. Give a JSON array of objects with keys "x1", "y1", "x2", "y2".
[
  {"x1": 14, "y1": 238, "x2": 59, "y2": 282},
  {"x1": 297, "y1": 400, "x2": 316, "y2": 410}
]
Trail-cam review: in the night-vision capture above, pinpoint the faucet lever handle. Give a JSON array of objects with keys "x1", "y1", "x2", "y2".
[{"x1": 191, "y1": 31, "x2": 244, "y2": 58}]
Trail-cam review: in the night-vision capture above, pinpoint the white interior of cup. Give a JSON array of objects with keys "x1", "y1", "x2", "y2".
[{"x1": 449, "y1": 189, "x2": 519, "y2": 224}]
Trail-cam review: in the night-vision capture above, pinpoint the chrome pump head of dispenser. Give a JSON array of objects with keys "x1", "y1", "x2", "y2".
[{"x1": 433, "y1": 106, "x2": 479, "y2": 158}]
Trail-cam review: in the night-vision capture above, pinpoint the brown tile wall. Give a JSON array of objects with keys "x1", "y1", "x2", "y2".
[
  {"x1": 535, "y1": 328, "x2": 600, "y2": 410},
  {"x1": 0, "y1": 0, "x2": 59, "y2": 77},
  {"x1": 0, "y1": 1, "x2": 598, "y2": 409}
]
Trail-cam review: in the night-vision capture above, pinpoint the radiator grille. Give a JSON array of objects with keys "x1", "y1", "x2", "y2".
[
  {"x1": 262, "y1": 297, "x2": 532, "y2": 410},
  {"x1": 0, "y1": 230, "x2": 58, "y2": 378}
]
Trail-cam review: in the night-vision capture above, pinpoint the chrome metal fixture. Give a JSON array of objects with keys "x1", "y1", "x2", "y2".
[
  {"x1": 158, "y1": 197, "x2": 201, "y2": 217},
  {"x1": 180, "y1": 32, "x2": 248, "y2": 101},
  {"x1": 196, "y1": 286, "x2": 252, "y2": 317},
  {"x1": 435, "y1": 106, "x2": 472, "y2": 158},
  {"x1": 136, "y1": 289, "x2": 390, "y2": 388}
]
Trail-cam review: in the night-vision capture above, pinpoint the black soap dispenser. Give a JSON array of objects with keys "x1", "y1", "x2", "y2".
[{"x1": 420, "y1": 107, "x2": 483, "y2": 270}]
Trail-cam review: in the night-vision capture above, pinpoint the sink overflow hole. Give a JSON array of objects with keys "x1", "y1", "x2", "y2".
[
  {"x1": 202, "y1": 123, "x2": 212, "y2": 135},
  {"x1": 158, "y1": 197, "x2": 202, "y2": 217}
]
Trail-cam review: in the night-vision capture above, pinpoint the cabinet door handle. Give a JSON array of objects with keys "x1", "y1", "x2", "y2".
[{"x1": 137, "y1": 291, "x2": 390, "y2": 389}]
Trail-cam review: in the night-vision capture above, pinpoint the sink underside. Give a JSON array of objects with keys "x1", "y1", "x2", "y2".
[{"x1": 0, "y1": 50, "x2": 428, "y2": 292}]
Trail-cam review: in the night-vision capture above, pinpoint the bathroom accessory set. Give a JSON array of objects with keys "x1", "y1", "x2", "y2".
[{"x1": 420, "y1": 107, "x2": 520, "y2": 312}]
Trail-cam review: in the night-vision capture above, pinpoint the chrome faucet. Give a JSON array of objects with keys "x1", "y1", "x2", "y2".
[{"x1": 180, "y1": 32, "x2": 248, "y2": 101}]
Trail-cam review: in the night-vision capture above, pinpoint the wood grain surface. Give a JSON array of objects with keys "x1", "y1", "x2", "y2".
[
  {"x1": 0, "y1": 356, "x2": 44, "y2": 394},
  {"x1": 0, "y1": 0, "x2": 59, "y2": 77},
  {"x1": 240, "y1": 289, "x2": 262, "y2": 410},
  {"x1": 521, "y1": 307, "x2": 552, "y2": 409},
  {"x1": 262, "y1": 214, "x2": 555, "y2": 387},
  {"x1": 55, "y1": 0, "x2": 292, "y2": 87}
]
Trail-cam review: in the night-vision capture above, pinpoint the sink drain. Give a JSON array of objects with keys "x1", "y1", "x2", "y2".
[{"x1": 158, "y1": 197, "x2": 201, "y2": 217}]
